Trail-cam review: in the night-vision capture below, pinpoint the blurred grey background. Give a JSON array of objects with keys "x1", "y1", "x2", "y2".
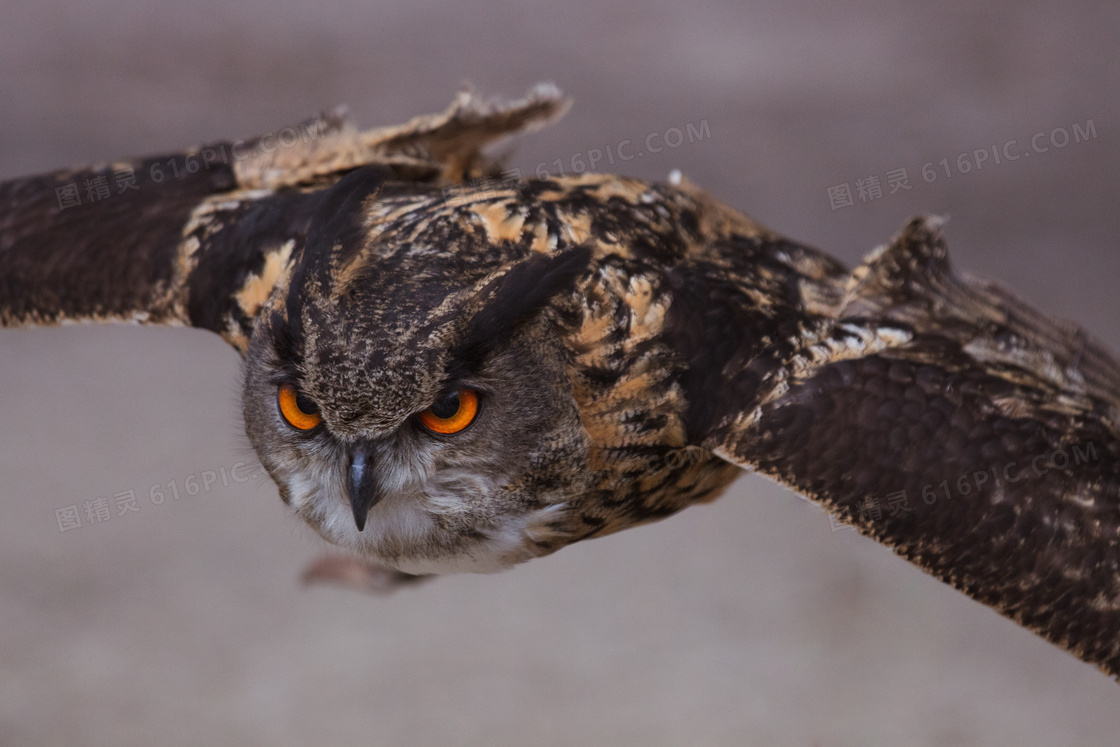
[{"x1": 1, "y1": 1, "x2": 1118, "y2": 745}]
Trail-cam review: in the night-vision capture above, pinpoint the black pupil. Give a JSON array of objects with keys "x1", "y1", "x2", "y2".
[
  {"x1": 429, "y1": 392, "x2": 460, "y2": 419},
  {"x1": 294, "y1": 392, "x2": 319, "y2": 415}
]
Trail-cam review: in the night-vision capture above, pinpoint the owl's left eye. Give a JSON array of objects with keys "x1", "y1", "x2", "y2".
[
  {"x1": 278, "y1": 384, "x2": 323, "y2": 431},
  {"x1": 418, "y1": 389, "x2": 480, "y2": 435}
]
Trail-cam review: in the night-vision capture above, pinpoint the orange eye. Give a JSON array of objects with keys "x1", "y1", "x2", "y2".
[
  {"x1": 418, "y1": 389, "x2": 480, "y2": 435},
  {"x1": 278, "y1": 384, "x2": 323, "y2": 431}
]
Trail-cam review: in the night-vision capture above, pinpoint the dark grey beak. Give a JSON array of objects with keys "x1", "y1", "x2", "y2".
[{"x1": 347, "y1": 445, "x2": 383, "y2": 532}]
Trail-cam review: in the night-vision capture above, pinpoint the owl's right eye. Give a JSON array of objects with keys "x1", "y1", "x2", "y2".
[{"x1": 277, "y1": 384, "x2": 323, "y2": 431}]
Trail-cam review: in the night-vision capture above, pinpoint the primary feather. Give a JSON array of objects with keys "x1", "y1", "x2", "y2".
[{"x1": 2, "y1": 86, "x2": 1118, "y2": 677}]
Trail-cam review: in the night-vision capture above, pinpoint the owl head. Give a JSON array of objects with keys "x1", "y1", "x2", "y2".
[{"x1": 241, "y1": 169, "x2": 597, "y2": 574}]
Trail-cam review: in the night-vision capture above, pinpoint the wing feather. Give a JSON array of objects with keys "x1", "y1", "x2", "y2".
[{"x1": 704, "y1": 217, "x2": 1120, "y2": 676}]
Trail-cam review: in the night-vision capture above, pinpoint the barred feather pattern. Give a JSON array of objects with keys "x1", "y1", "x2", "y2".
[{"x1": 2, "y1": 87, "x2": 1118, "y2": 677}]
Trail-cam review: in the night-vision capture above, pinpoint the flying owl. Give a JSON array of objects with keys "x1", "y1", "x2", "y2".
[{"x1": 2, "y1": 85, "x2": 1118, "y2": 678}]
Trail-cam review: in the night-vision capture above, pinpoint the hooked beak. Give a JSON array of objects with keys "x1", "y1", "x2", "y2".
[{"x1": 347, "y1": 444, "x2": 384, "y2": 532}]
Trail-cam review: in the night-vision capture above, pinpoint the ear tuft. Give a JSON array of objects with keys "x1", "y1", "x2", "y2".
[{"x1": 450, "y1": 247, "x2": 592, "y2": 373}]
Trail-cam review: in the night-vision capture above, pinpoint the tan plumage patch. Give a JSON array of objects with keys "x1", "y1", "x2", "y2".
[
  {"x1": 238, "y1": 240, "x2": 295, "y2": 320},
  {"x1": 562, "y1": 266, "x2": 686, "y2": 474},
  {"x1": 471, "y1": 201, "x2": 527, "y2": 243},
  {"x1": 555, "y1": 209, "x2": 593, "y2": 245}
]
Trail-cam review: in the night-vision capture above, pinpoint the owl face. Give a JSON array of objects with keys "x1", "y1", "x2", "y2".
[{"x1": 240, "y1": 203, "x2": 596, "y2": 574}]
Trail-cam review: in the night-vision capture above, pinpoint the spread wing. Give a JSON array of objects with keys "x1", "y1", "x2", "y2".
[
  {"x1": 699, "y1": 217, "x2": 1120, "y2": 676},
  {"x1": 0, "y1": 84, "x2": 568, "y2": 352}
]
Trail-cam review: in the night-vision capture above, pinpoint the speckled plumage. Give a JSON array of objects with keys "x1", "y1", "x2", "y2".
[{"x1": 2, "y1": 86, "x2": 1119, "y2": 677}]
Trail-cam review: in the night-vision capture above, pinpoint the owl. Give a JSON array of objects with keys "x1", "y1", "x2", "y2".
[{"x1": 3, "y1": 85, "x2": 1119, "y2": 677}]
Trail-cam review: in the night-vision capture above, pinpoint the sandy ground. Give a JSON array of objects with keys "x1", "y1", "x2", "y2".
[{"x1": 1, "y1": 1, "x2": 1119, "y2": 744}]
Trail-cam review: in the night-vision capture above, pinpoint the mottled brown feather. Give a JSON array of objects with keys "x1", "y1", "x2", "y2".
[{"x1": 2, "y1": 88, "x2": 1118, "y2": 678}]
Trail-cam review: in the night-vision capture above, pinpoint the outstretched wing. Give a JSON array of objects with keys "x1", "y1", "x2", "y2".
[
  {"x1": 700, "y1": 217, "x2": 1120, "y2": 676},
  {"x1": 0, "y1": 84, "x2": 568, "y2": 352}
]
